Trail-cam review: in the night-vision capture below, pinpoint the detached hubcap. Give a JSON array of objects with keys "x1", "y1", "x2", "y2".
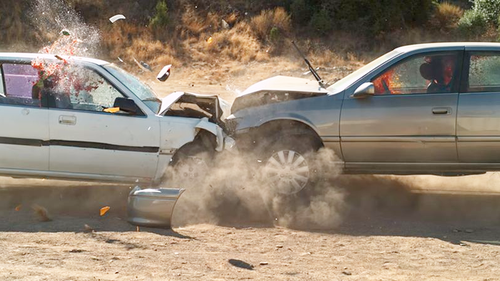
[{"x1": 265, "y1": 150, "x2": 310, "y2": 194}]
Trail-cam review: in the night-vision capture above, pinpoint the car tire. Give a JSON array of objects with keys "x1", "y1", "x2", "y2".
[
  {"x1": 165, "y1": 142, "x2": 213, "y2": 187},
  {"x1": 258, "y1": 130, "x2": 321, "y2": 196}
]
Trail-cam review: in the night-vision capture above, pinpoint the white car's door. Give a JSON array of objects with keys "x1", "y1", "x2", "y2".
[
  {"x1": 47, "y1": 66, "x2": 160, "y2": 182},
  {"x1": 0, "y1": 63, "x2": 49, "y2": 172}
]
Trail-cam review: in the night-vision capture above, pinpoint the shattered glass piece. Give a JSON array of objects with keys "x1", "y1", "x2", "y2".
[{"x1": 109, "y1": 14, "x2": 126, "y2": 23}]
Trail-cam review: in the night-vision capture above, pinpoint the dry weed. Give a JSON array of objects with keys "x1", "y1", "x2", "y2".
[
  {"x1": 433, "y1": 2, "x2": 464, "y2": 30},
  {"x1": 250, "y1": 7, "x2": 291, "y2": 41}
]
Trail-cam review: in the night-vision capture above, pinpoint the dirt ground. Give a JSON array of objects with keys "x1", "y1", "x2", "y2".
[
  {"x1": 2, "y1": 69, "x2": 500, "y2": 281},
  {"x1": 2, "y1": 173, "x2": 500, "y2": 281}
]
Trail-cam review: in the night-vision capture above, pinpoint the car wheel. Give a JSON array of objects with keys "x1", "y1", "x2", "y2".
[
  {"x1": 259, "y1": 132, "x2": 320, "y2": 195},
  {"x1": 167, "y1": 143, "x2": 212, "y2": 187}
]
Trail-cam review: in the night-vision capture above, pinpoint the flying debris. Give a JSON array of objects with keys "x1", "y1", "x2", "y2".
[
  {"x1": 157, "y1": 64, "x2": 172, "y2": 82},
  {"x1": 100, "y1": 206, "x2": 111, "y2": 216},
  {"x1": 61, "y1": 29, "x2": 70, "y2": 36},
  {"x1": 109, "y1": 14, "x2": 126, "y2": 23},
  {"x1": 133, "y1": 57, "x2": 152, "y2": 72},
  {"x1": 140, "y1": 61, "x2": 152, "y2": 72}
]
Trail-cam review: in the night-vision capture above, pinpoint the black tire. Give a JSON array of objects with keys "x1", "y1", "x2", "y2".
[{"x1": 257, "y1": 130, "x2": 321, "y2": 196}]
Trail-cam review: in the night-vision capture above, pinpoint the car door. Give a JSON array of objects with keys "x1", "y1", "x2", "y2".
[
  {"x1": 340, "y1": 50, "x2": 463, "y2": 172},
  {"x1": 0, "y1": 62, "x2": 49, "y2": 172},
  {"x1": 457, "y1": 50, "x2": 500, "y2": 164},
  {"x1": 47, "y1": 65, "x2": 160, "y2": 181}
]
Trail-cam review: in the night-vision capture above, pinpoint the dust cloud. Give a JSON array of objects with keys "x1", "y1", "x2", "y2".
[
  {"x1": 166, "y1": 148, "x2": 347, "y2": 230},
  {"x1": 166, "y1": 146, "x2": 500, "y2": 229}
]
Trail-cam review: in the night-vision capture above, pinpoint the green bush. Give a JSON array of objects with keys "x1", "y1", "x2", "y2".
[
  {"x1": 474, "y1": 0, "x2": 500, "y2": 25},
  {"x1": 309, "y1": 8, "x2": 333, "y2": 35},
  {"x1": 150, "y1": 0, "x2": 169, "y2": 28},
  {"x1": 308, "y1": 0, "x2": 433, "y2": 35},
  {"x1": 290, "y1": 0, "x2": 313, "y2": 25},
  {"x1": 457, "y1": 9, "x2": 488, "y2": 37}
]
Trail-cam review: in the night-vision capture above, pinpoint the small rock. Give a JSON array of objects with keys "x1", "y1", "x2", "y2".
[
  {"x1": 453, "y1": 229, "x2": 460, "y2": 233},
  {"x1": 465, "y1": 229, "x2": 474, "y2": 233},
  {"x1": 342, "y1": 271, "x2": 352, "y2": 276},
  {"x1": 259, "y1": 262, "x2": 269, "y2": 265},
  {"x1": 276, "y1": 245, "x2": 283, "y2": 249}
]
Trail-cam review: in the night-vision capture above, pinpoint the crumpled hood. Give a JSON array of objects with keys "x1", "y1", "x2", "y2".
[
  {"x1": 159, "y1": 92, "x2": 230, "y2": 120},
  {"x1": 232, "y1": 76, "x2": 328, "y2": 113}
]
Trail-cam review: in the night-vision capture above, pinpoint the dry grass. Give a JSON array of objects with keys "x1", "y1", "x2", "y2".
[
  {"x1": 250, "y1": 7, "x2": 291, "y2": 41},
  {"x1": 433, "y1": 2, "x2": 464, "y2": 31},
  {"x1": 201, "y1": 22, "x2": 268, "y2": 63},
  {"x1": 0, "y1": 2, "x2": 25, "y2": 45}
]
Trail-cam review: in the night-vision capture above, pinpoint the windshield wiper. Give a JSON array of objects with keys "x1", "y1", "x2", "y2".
[{"x1": 291, "y1": 41, "x2": 327, "y2": 88}]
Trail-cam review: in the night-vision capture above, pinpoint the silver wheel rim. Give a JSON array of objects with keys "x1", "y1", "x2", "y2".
[
  {"x1": 264, "y1": 150, "x2": 310, "y2": 194},
  {"x1": 177, "y1": 156, "x2": 208, "y2": 182}
]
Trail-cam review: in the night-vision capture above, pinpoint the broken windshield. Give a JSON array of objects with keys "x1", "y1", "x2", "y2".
[{"x1": 104, "y1": 64, "x2": 161, "y2": 113}]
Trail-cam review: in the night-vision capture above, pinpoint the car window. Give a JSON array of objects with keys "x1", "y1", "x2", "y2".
[
  {"x1": 467, "y1": 53, "x2": 500, "y2": 93},
  {"x1": 0, "y1": 64, "x2": 41, "y2": 107},
  {"x1": 371, "y1": 52, "x2": 459, "y2": 95},
  {"x1": 42, "y1": 66, "x2": 125, "y2": 113}
]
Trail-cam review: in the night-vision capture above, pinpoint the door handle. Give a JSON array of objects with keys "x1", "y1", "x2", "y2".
[
  {"x1": 432, "y1": 108, "x2": 450, "y2": 115},
  {"x1": 59, "y1": 115, "x2": 76, "y2": 125}
]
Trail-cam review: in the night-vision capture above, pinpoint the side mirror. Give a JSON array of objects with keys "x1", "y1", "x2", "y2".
[
  {"x1": 113, "y1": 97, "x2": 143, "y2": 115},
  {"x1": 351, "y1": 82, "x2": 375, "y2": 99},
  {"x1": 157, "y1": 64, "x2": 171, "y2": 82}
]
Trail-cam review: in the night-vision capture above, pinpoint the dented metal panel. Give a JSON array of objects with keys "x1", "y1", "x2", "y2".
[{"x1": 127, "y1": 186, "x2": 185, "y2": 228}]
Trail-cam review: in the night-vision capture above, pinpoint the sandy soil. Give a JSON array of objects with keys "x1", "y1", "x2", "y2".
[
  {"x1": 2, "y1": 67, "x2": 500, "y2": 280},
  {"x1": 2, "y1": 173, "x2": 500, "y2": 281}
]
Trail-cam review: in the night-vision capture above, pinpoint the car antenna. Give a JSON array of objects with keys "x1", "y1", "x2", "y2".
[{"x1": 291, "y1": 41, "x2": 326, "y2": 88}]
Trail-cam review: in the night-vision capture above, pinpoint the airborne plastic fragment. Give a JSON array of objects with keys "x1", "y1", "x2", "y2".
[
  {"x1": 100, "y1": 206, "x2": 111, "y2": 216},
  {"x1": 103, "y1": 107, "x2": 120, "y2": 113},
  {"x1": 157, "y1": 64, "x2": 171, "y2": 82},
  {"x1": 109, "y1": 14, "x2": 126, "y2": 23}
]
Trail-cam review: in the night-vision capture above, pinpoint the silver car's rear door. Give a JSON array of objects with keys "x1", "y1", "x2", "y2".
[
  {"x1": 340, "y1": 50, "x2": 463, "y2": 173},
  {"x1": 457, "y1": 50, "x2": 500, "y2": 165}
]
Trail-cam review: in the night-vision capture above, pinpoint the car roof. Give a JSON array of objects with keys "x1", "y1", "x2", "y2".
[
  {"x1": 396, "y1": 42, "x2": 500, "y2": 53},
  {"x1": 0, "y1": 52, "x2": 109, "y2": 65}
]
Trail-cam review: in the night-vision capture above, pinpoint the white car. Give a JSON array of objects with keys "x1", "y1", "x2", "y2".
[{"x1": 0, "y1": 53, "x2": 227, "y2": 184}]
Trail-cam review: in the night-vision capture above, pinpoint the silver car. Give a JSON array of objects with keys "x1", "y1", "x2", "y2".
[{"x1": 227, "y1": 42, "x2": 500, "y2": 194}]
